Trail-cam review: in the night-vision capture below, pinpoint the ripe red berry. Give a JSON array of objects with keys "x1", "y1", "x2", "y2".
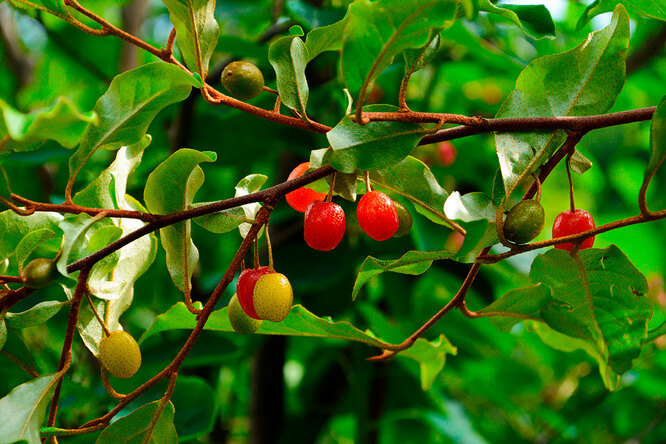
[
  {"x1": 552, "y1": 209, "x2": 595, "y2": 251},
  {"x1": 357, "y1": 190, "x2": 399, "y2": 241},
  {"x1": 237, "y1": 266, "x2": 272, "y2": 319},
  {"x1": 285, "y1": 162, "x2": 327, "y2": 212},
  {"x1": 304, "y1": 201, "x2": 346, "y2": 251},
  {"x1": 437, "y1": 141, "x2": 457, "y2": 167}
]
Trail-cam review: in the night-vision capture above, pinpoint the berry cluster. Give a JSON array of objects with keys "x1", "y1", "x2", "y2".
[
  {"x1": 285, "y1": 163, "x2": 412, "y2": 251},
  {"x1": 228, "y1": 267, "x2": 294, "y2": 334}
]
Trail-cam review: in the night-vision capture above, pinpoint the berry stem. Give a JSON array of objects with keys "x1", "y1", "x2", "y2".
[
  {"x1": 100, "y1": 368, "x2": 126, "y2": 400},
  {"x1": 566, "y1": 151, "x2": 576, "y2": 213},
  {"x1": 326, "y1": 173, "x2": 336, "y2": 203},
  {"x1": 364, "y1": 171, "x2": 372, "y2": 193},
  {"x1": 265, "y1": 222, "x2": 274, "y2": 272},
  {"x1": 253, "y1": 237, "x2": 260, "y2": 269},
  {"x1": 532, "y1": 174, "x2": 542, "y2": 203},
  {"x1": 86, "y1": 293, "x2": 111, "y2": 337}
]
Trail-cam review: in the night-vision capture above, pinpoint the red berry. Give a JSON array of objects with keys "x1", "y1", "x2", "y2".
[
  {"x1": 357, "y1": 191, "x2": 399, "y2": 241},
  {"x1": 237, "y1": 266, "x2": 272, "y2": 319},
  {"x1": 285, "y1": 162, "x2": 327, "y2": 212},
  {"x1": 552, "y1": 209, "x2": 595, "y2": 251},
  {"x1": 437, "y1": 141, "x2": 457, "y2": 167},
  {"x1": 304, "y1": 201, "x2": 346, "y2": 251}
]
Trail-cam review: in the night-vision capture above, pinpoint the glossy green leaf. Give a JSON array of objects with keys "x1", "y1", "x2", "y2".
[
  {"x1": 171, "y1": 376, "x2": 215, "y2": 440},
  {"x1": 403, "y1": 31, "x2": 441, "y2": 76},
  {"x1": 0, "y1": 167, "x2": 10, "y2": 209},
  {"x1": 162, "y1": 0, "x2": 220, "y2": 78},
  {"x1": 269, "y1": 35, "x2": 309, "y2": 118},
  {"x1": 577, "y1": 0, "x2": 666, "y2": 28},
  {"x1": 0, "y1": 97, "x2": 96, "y2": 153},
  {"x1": 352, "y1": 250, "x2": 455, "y2": 301},
  {"x1": 15, "y1": 228, "x2": 57, "y2": 269},
  {"x1": 95, "y1": 401, "x2": 177, "y2": 444},
  {"x1": 341, "y1": 0, "x2": 458, "y2": 96},
  {"x1": 69, "y1": 63, "x2": 199, "y2": 191},
  {"x1": 304, "y1": 14, "x2": 349, "y2": 61},
  {"x1": 480, "y1": 246, "x2": 651, "y2": 389},
  {"x1": 0, "y1": 316, "x2": 6, "y2": 351},
  {"x1": 5, "y1": 300, "x2": 68, "y2": 329},
  {"x1": 444, "y1": 192, "x2": 499, "y2": 262},
  {"x1": 495, "y1": 5, "x2": 629, "y2": 196},
  {"x1": 0, "y1": 373, "x2": 60, "y2": 444},
  {"x1": 141, "y1": 302, "x2": 455, "y2": 389},
  {"x1": 479, "y1": 1, "x2": 556, "y2": 39},
  {"x1": 0, "y1": 211, "x2": 63, "y2": 263},
  {"x1": 644, "y1": 96, "x2": 666, "y2": 185},
  {"x1": 234, "y1": 174, "x2": 267, "y2": 238},
  {"x1": 145, "y1": 148, "x2": 216, "y2": 293},
  {"x1": 370, "y1": 156, "x2": 449, "y2": 225},
  {"x1": 191, "y1": 204, "x2": 248, "y2": 234},
  {"x1": 7, "y1": 0, "x2": 71, "y2": 21},
  {"x1": 327, "y1": 105, "x2": 426, "y2": 173}
]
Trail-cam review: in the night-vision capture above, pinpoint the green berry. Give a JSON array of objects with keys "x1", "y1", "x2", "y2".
[
  {"x1": 228, "y1": 294, "x2": 262, "y2": 334},
  {"x1": 221, "y1": 61, "x2": 264, "y2": 100},
  {"x1": 503, "y1": 199, "x2": 545, "y2": 244},
  {"x1": 99, "y1": 330, "x2": 142, "y2": 379},
  {"x1": 253, "y1": 273, "x2": 293, "y2": 322},
  {"x1": 21, "y1": 258, "x2": 58, "y2": 289},
  {"x1": 392, "y1": 201, "x2": 413, "y2": 237}
]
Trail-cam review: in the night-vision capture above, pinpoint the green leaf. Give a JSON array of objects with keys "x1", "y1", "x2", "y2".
[
  {"x1": 352, "y1": 250, "x2": 454, "y2": 301},
  {"x1": 577, "y1": 0, "x2": 666, "y2": 28},
  {"x1": 370, "y1": 156, "x2": 449, "y2": 225},
  {"x1": 0, "y1": 167, "x2": 11, "y2": 209},
  {"x1": 481, "y1": 246, "x2": 651, "y2": 389},
  {"x1": 171, "y1": 376, "x2": 215, "y2": 440},
  {"x1": 0, "y1": 211, "x2": 63, "y2": 263},
  {"x1": 479, "y1": 1, "x2": 556, "y2": 39},
  {"x1": 0, "y1": 97, "x2": 97, "y2": 153},
  {"x1": 56, "y1": 213, "x2": 103, "y2": 278},
  {"x1": 15, "y1": 228, "x2": 57, "y2": 270},
  {"x1": 69, "y1": 63, "x2": 199, "y2": 191},
  {"x1": 145, "y1": 148, "x2": 216, "y2": 293},
  {"x1": 5, "y1": 300, "x2": 69, "y2": 329},
  {"x1": 644, "y1": 96, "x2": 666, "y2": 185},
  {"x1": 234, "y1": 174, "x2": 267, "y2": 238},
  {"x1": 0, "y1": 316, "x2": 6, "y2": 351},
  {"x1": 569, "y1": 149, "x2": 594, "y2": 175},
  {"x1": 327, "y1": 105, "x2": 425, "y2": 173},
  {"x1": 341, "y1": 0, "x2": 458, "y2": 96},
  {"x1": 443, "y1": 192, "x2": 499, "y2": 262},
  {"x1": 304, "y1": 15, "x2": 349, "y2": 61},
  {"x1": 142, "y1": 302, "x2": 456, "y2": 389},
  {"x1": 191, "y1": 204, "x2": 247, "y2": 234},
  {"x1": 162, "y1": 0, "x2": 220, "y2": 78},
  {"x1": 0, "y1": 374, "x2": 60, "y2": 444},
  {"x1": 269, "y1": 35, "x2": 310, "y2": 118},
  {"x1": 495, "y1": 5, "x2": 629, "y2": 197},
  {"x1": 95, "y1": 401, "x2": 177, "y2": 444},
  {"x1": 403, "y1": 31, "x2": 441, "y2": 76},
  {"x1": 7, "y1": 0, "x2": 72, "y2": 21}
]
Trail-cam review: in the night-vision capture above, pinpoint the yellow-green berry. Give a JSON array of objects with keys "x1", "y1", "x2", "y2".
[
  {"x1": 99, "y1": 330, "x2": 142, "y2": 379},
  {"x1": 503, "y1": 199, "x2": 545, "y2": 244},
  {"x1": 253, "y1": 273, "x2": 293, "y2": 323},
  {"x1": 228, "y1": 294, "x2": 262, "y2": 334},
  {"x1": 392, "y1": 201, "x2": 413, "y2": 237}
]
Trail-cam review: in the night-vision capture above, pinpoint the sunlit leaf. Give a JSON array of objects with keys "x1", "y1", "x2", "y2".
[
  {"x1": 269, "y1": 35, "x2": 310, "y2": 118},
  {"x1": 95, "y1": 401, "x2": 177, "y2": 444}
]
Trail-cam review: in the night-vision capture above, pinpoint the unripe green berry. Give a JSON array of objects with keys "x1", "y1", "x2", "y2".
[
  {"x1": 228, "y1": 294, "x2": 262, "y2": 334},
  {"x1": 503, "y1": 199, "x2": 545, "y2": 244},
  {"x1": 253, "y1": 273, "x2": 293, "y2": 323},
  {"x1": 99, "y1": 330, "x2": 142, "y2": 379},
  {"x1": 221, "y1": 61, "x2": 264, "y2": 100},
  {"x1": 21, "y1": 258, "x2": 58, "y2": 289}
]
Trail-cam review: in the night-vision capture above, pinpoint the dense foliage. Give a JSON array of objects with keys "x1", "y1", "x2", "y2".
[{"x1": 0, "y1": 0, "x2": 665, "y2": 443}]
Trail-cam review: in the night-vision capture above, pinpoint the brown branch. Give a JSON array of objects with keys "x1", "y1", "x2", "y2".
[
  {"x1": 80, "y1": 206, "x2": 272, "y2": 429},
  {"x1": 46, "y1": 267, "x2": 91, "y2": 429},
  {"x1": 66, "y1": 165, "x2": 336, "y2": 274},
  {"x1": 477, "y1": 209, "x2": 666, "y2": 264},
  {"x1": 0, "y1": 275, "x2": 22, "y2": 284},
  {"x1": 142, "y1": 372, "x2": 177, "y2": 444},
  {"x1": 10, "y1": 194, "x2": 156, "y2": 222}
]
